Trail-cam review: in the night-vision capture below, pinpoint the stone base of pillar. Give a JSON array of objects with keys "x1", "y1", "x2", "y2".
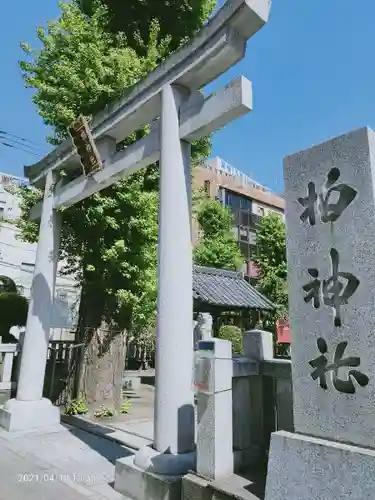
[
  {"x1": 0, "y1": 397, "x2": 60, "y2": 432},
  {"x1": 115, "y1": 446, "x2": 196, "y2": 500},
  {"x1": 265, "y1": 430, "x2": 375, "y2": 499}
]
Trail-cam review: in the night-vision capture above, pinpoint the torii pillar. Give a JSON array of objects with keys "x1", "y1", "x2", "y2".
[
  {"x1": 127, "y1": 84, "x2": 196, "y2": 477},
  {"x1": 154, "y1": 84, "x2": 195, "y2": 454},
  {"x1": 0, "y1": 170, "x2": 61, "y2": 431}
]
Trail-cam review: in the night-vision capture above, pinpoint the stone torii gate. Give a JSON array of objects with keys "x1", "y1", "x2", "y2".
[{"x1": 0, "y1": 0, "x2": 270, "y2": 479}]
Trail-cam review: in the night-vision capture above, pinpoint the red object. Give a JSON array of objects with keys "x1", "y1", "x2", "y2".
[
  {"x1": 276, "y1": 319, "x2": 291, "y2": 343},
  {"x1": 247, "y1": 260, "x2": 259, "y2": 278}
]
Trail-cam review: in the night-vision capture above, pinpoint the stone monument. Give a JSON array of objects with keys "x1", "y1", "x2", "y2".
[
  {"x1": 265, "y1": 127, "x2": 375, "y2": 499},
  {"x1": 193, "y1": 313, "x2": 213, "y2": 349}
]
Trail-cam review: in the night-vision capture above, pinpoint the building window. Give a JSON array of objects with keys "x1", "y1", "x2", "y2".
[
  {"x1": 217, "y1": 187, "x2": 226, "y2": 204},
  {"x1": 239, "y1": 210, "x2": 251, "y2": 227},
  {"x1": 239, "y1": 241, "x2": 250, "y2": 259},
  {"x1": 204, "y1": 180, "x2": 210, "y2": 196},
  {"x1": 239, "y1": 226, "x2": 248, "y2": 242},
  {"x1": 249, "y1": 231, "x2": 257, "y2": 245},
  {"x1": 250, "y1": 244, "x2": 259, "y2": 258},
  {"x1": 225, "y1": 190, "x2": 252, "y2": 213},
  {"x1": 241, "y1": 198, "x2": 251, "y2": 211},
  {"x1": 251, "y1": 214, "x2": 262, "y2": 227}
]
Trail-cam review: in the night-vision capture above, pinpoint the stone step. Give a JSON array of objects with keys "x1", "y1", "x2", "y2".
[
  {"x1": 182, "y1": 472, "x2": 265, "y2": 500},
  {"x1": 210, "y1": 473, "x2": 264, "y2": 500},
  {"x1": 61, "y1": 413, "x2": 153, "y2": 450},
  {"x1": 108, "y1": 429, "x2": 153, "y2": 450}
]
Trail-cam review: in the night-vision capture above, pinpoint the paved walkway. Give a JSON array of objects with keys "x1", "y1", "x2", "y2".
[{"x1": 0, "y1": 423, "x2": 132, "y2": 499}]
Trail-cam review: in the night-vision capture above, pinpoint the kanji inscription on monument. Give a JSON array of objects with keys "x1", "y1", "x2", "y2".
[
  {"x1": 298, "y1": 167, "x2": 357, "y2": 226},
  {"x1": 302, "y1": 248, "x2": 360, "y2": 327},
  {"x1": 284, "y1": 127, "x2": 375, "y2": 448},
  {"x1": 309, "y1": 338, "x2": 369, "y2": 394}
]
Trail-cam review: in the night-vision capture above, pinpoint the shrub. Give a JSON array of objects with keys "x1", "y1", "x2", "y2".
[
  {"x1": 0, "y1": 276, "x2": 18, "y2": 293},
  {"x1": 93, "y1": 405, "x2": 115, "y2": 419},
  {"x1": 0, "y1": 292, "x2": 28, "y2": 342},
  {"x1": 64, "y1": 396, "x2": 88, "y2": 416},
  {"x1": 120, "y1": 398, "x2": 132, "y2": 414},
  {"x1": 217, "y1": 325, "x2": 243, "y2": 354}
]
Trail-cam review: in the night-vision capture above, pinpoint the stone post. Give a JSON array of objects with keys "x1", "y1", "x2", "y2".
[
  {"x1": 153, "y1": 84, "x2": 194, "y2": 456},
  {"x1": 243, "y1": 329, "x2": 274, "y2": 362},
  {"x1": 195, "y1": 338, "x2": 234, "y2": 479},
  {"x1": 233, "y1": 329, "x2": 273, "y2": 465},
  {"x1": 0, "y1": 170, "x2": 60, "y2": 431}
]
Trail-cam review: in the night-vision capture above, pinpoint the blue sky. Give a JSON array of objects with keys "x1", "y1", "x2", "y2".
[{"x1": 1, "y1": 1, "x2": 375, "y2": 193}]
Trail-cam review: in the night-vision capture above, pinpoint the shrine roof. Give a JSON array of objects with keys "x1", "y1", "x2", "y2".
[{"x1": 193, "y1": 265, "x2": 274, "y2": 311}]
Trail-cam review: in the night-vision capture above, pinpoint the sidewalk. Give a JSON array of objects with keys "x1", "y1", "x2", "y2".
[
  {"x1": 62, "y1": 382, "x2": 155, "y2": 451},
  {"x1": 0, "y1": 423, "x2": 132, "y2": 500}
]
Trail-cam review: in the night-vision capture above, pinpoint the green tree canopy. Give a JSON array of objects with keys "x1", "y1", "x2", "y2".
[
  {"x1": 18, "y1": 1, "x2": 169, "y2": 335},
  {"x1": 194, "y1": 197, "x2": 243, "y2": 270},
  {"x1": 16, "y1": 0, "x2": 215, "y2": 407},
  {"x1": 79, "y1": 0, "x2": 217, "y2": 54},
  {"x1": 253, "y1": 212, "x2": 288, "y2": 320},
  {"x1": 20, "y1": 1, "x2": 170, "y2": 145},
  {"x1": 17, "y1": 0, "x2": 211, "y2": 335}
]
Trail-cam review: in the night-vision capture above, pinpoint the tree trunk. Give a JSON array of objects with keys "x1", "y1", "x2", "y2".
[
  {"x1": 74, "y1": 284, "x2": 127, "y2": 411},
  {"x1": 80, "y1": 327, "x2": 127, "y2": 411}
]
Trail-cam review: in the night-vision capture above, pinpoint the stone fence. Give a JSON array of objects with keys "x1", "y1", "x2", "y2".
[
  {"x1": 231, "y1": 330, "x2": 293, "y2": 470},
  {"x1": 0, "y1": 344, "x2": 18, "y2": 404},
  {"x1": 0, "y1": 329, "x2": 294, "y2": 469}
]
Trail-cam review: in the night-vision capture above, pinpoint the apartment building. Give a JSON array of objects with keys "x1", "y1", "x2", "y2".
[
  {"x1": 0, "y1": 172, "x2": 78, "y2": 337},
  {"x1": 193, "y1": 157, "x2": 285, "y2": 280}
]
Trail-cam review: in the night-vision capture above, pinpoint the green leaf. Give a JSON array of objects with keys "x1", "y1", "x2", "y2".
[
  {"x1": 253, "y1": 213, "x2": 288, "y2": 323},
  {"x1": 17, "y1": 0, "x2": 214, "y2": 337},
  {"x1": 194, "y1": 198, "x2": 243, "y2": 271}
]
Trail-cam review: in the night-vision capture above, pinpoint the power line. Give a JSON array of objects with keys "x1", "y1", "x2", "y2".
[
  {"x1": 0, "y1": 129, "x2": 47, "y2": 151},
  {"x1": 0, "y1": 139, "x2": 43, "y2": 157},
  {"x1": 0, "y1": 135, "x2": 44, "y2": 154},
  {"x1": 0, "y1": 128, "x2": 49, "y2": 158}
]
